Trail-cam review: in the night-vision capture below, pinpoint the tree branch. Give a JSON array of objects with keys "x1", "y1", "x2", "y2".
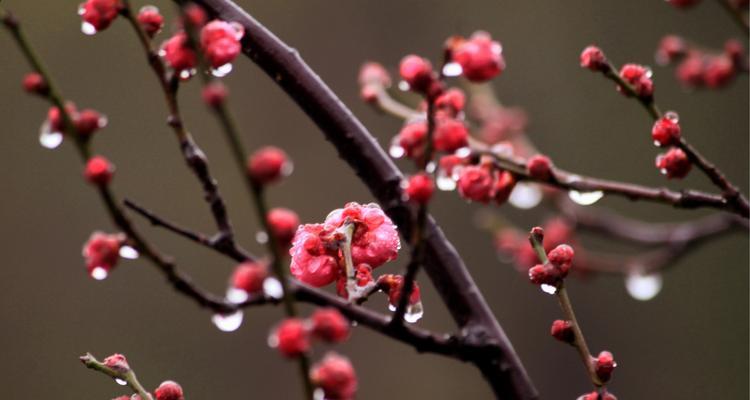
[{"x1": 184, "y1": 1, "x2": 538, "y2": 398}]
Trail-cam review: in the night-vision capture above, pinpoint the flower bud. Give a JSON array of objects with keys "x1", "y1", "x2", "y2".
[
  {"x1": 247, "y1": 146, "x2": 290, "y2": 185},
  {"x1": 84, "y1": 156, "x2": 114, "y2": 186},
  {"x1": 310, "y1": 308, "x2": 350, "y2": 343}
]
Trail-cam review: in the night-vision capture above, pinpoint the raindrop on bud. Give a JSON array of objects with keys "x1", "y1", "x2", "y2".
[
  {"x1": 81, "y1": 22, "x2": 97, "y2": 35},
  {"x1": 263, "y1": 277, "x2": 283, "y2": 299},
  {"x1": 540, "y1": 284, "x2": 557, "y2": 295},
  {"x1": 90, "y1": 267, "x2": 108, "y2": 281},
  {"x1": 115, "y1": 378, "x2": 127, "y2": 386},
  {"x1": 442, "y1": 62, "x2": 463, "y2": 77},
  {"x1": 211, "y1": 63, "x2": 233, "y2": 77}
]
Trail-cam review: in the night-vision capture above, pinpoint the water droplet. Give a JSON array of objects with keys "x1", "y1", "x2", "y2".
[
  {"x1": 97, "y1": 115, "x2": 108, "y2": 129},
  {"x1": 77, "y1": 4, "x2": 86, "y2": 16},
  {"x1": 263, "y1": 277, "x2": 283, "y2": 299},
  {"x1": 313, "y1": 388, "x2": 326, "y2": 400},
  {"x1": 490, "y1": 143, "x2": 514, "y2": 157},
  {"x1": 568, "y1": 190, "x2": 604, "y2": 206},
  {"x1": 387, "y1": 303, "x2": 397, "y2": 312},
  {"x1": 39, "y1": 130, "x2": 63, "y2": 149},
  {"x1": 425, "y1": 161, "x2": 437, "y2": 173},
  {"x1": 226, "y1": 287, "x2": 249, "y2": 304},
  {"x1": 659, "y1": 168, "x2": 668, "y2": 175},
  {"x1": 158, "y1": 48, "x2": 167, "y2": 57},
  {"x1": 665, "y1": 111, "x2": 679, "y2": 123},
  {"x1": 211, "y1": 63, "x2": 233, "y2": 77},
  {"x1": 442, "y1": 62, "x2": 463, "y2": 77},
  {"x1": 255, "y1": 231, "x2": 268, "y2": 244},
  {"x1": 436, "y1": 172, "x2": 457, "y2": 191},
  {"x1": 404, "y1": 301, "x2": 424, "y2": 323},
  {"x1": 119, "y1": 245, "x2": 139, "y2": 260},
  {"x1": 540, "y1": 284, "x2": 557, "y2": 295},
  {"x1": 81, "y1": 22, "x2": 97, "y2": 35},
  {"x1": 115, "y1": 378, "x2": 127, "y2": 386},
  {"x1": 140, "y1": 5, "x2": 159, "y2": 13},
  {"x1": 267, "y1": 331, "x2": 279, "y2": 347},
  {"x1": 229, "y1": 22, "x2": 245, "y2": 40},
  {"x1": 509, "y1": 182, "x2": 542, "y2": 209},
  {"x1": 644, "y1": 67, "x2": 653, "y2": 78},
  {"x1": 90, "y1": 267, "x2": 108, "y2": 281},
  {"x1": 454, "y1": 146, "x2": 471, "y2": 158},
  {"x1": 653, "y1": 140, "x2": 661, "y2": 147},
  {"x1": 389, "y1": 143, "x2": 405, "y2": 159},
  {"x1": 178, "y1": 69, "x2": 196, "y2": 80},
  {"x1": 398, "y1": 81, "x2": 410, "y2": 91},
  {"x1": 211, "y1": 310, "x2": 243, "y2": 332},
  {"x1": 281, "y1": 160, "x2": 294, "y2": 177},
  {"x1": 625, "y1": 271, "x2": 663, "y2": 301}
]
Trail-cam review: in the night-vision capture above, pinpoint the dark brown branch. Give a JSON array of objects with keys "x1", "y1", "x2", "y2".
[
  {"x1": 559, "y1": 199, "x2": 748, "y2": 246},
  {"x1": 596, "y1": 60, "x2": 749, "y2": 217},
  {"x1": 716, "y1": 0, "x2": 750, "y2": 36},
  {"x1": 185, "y1": 1, "x2": 538, "y2": 398}
]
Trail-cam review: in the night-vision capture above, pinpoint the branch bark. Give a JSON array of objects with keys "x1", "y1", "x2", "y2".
[{"x1": 183, "y1": 1, "x2": 538, "y2": 398}]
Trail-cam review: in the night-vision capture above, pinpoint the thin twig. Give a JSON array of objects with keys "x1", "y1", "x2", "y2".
[
  {"x1": 80, "y1": 353, "x2": 153, "y2": 400},
  {"x1": 120, "y1": 0, "x2": 238, "y2": 245},
  {"x1": 529, "y1": 233, "x2": 603, "y2": 389},
  {"x1": 715, "y1": 0, "x2": 750, "y2": 36}
]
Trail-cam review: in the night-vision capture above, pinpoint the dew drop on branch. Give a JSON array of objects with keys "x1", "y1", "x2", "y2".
[
  {"x1": 568, "y1": 190, "x2": 604, "y2": 206},
  {"x1": 509, "y1": 182, "x2": 542, "y2": 209},
  {"x1": 119, "y1": 245, "x2": 139, "y2": 260},
  {"x1": 436, "y1": 171, "x2": 457, "y2": 191},
  {"x1": 625, "y1": 271, "x2": 662, "y2": 301},
  {"x1": 114, "y1": 378, "x2": 127, "y2": 386},
  {"x1": 211, "y1": 63, "x2": 233, "y2": 77},
  {"x1": 540, "y1": 284, "x2": 557, "y2": 295},
  {"x1": 39, "y1": 120, "x2": 63, "y2": 149},
  {"x1": 255, "y1": 231, "x2": 268, "y2": 244},
  {"x1": 404, "y1": 301, "x2": 424, "y2": 323},
  {"x1": 313, "y1": 388, "x2": 325, "y2": 400},
  {"x1": 398, "y1": 81, "x2": 410, "y2": 91},
  {"x1": 226, "y1": 287, "x2": 249, "y2": 304},
  {"x1": 389, "y1": 143, "x2": 405, "y2": 159},
  {"x1": 211, "y1": 310, "x2": 243, "y2": 332},
  {"x1": 263, "y1": 277, "x2": 284, "y2": 299},
  {"x1": 442, "y1": 62, "x2": 463, "y2": 77}
]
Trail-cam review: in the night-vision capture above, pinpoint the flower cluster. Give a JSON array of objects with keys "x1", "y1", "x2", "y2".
[
  {"x1": 496, "y1": 218, "x2": 584, "y2": 273},
  {"x1": 78, "y1": 0, "x2": 122, "y2": 33},
  {"x1": 289, "y1": 202, "x2": 400, "y2": 292},
  {"x1": 269, "y1": 308, "x2": 350, "y2": 358},
  {"x1": 160, "y1": 15, "x2": 244, "y2": 77},
  {"x1": 652, "y1": 112, "x2": 691, "y2": 179},
  {"x1": 99, "y1": 354, "x2": 185, "y2": 400},
  {"x1": 656, "y1": 35, "x2": 746, "y2": 89}
]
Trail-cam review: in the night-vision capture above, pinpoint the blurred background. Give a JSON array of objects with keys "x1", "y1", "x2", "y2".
[{"x1": 0, "y1": 1, "x2": 747, "y2": 399}]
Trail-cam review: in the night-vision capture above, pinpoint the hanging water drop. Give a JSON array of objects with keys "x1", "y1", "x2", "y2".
[
  {"x1": 81, "y1": 22, "x2": 97, "y2": 35},
  {"x1": 387, "y1": 303, "x2": 397, "y2": 312},
  {"x1": 263, "y1": 277, "x2": 283, "y2": 299},
  {"x1": 211, "y1": 310, "x2": 243, "y2": 332},
  {"x1": 625, "y1": 271, "x2": 663, "y2": 301},
  {"x1": 404, "y1": 301, "x2": 424, "y2": 323},
  {"x1": 77, "y1": 4, "x2": 86, "y2": 15},
  {"x1": 436, "y1": 172, "x2": 457, "y2": 191},
  {"x1": 226, "y1": 287, "x2": 249, "y2": 304},
  {"x1": 281, "y1": 160, "x2": 295, "y2": 177},
  {"x1": 509, "y1": 182, "x2": 543, "y2": 209},
  {"x1": 178, "y1": 69, "x2": 196, "y2": 80},
  {"x1": 39, "y1": 120, "x2": 63, "y2": 149},
  {"x1": 442, "y1": 62, "x2": 463, "y2": 77},
  {"x1": 568, "y1": 190, "x2": 604, "y2": 206},
  {"x1": 454, "y1": 147, "x2": 472, "y2": 158},
  {"x1": 425, "y1": 161, "x2": 437, "y2": 173},
  {"x1": 90, "y1": 267, "x2": 108, "y2": 281},
  {"x1": 389, "y1": 143, "x2": 405, "y2": 159},
  {"x1": 540, "y1": 284, "x2": 557, "y2": 295},
  {"x1": 665, "y1": 111, "x2": 679, "y2": 123},
  {"x1": 644, "y1": 67, "x2": 654, "y2": 78},
  {"x1": 211, "y1": 63, "x2": 233, "y2": 77},
  {"x1": 313, "y1": 388, "x2": 326, "y2": 400},
  {"x1": 398, "y1": 81, "x2": 410, "y2": 91},
  {"x1": 114, "y1": 378, "x2": 127, "y2": 386},
  {"x1": 255, "y1": 231, "x2": 268, "y2": 244},
  {"x1": 267, "y1": 331, "x2": 279, "y2": 348},
  {"x1": 119, "y1": 245, "x2": 139, "y2": 260}
]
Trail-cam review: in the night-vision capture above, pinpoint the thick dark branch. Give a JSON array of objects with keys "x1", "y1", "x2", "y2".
[{"x1": 186, "y1": 1, "x2": 538, "y2": 398}]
